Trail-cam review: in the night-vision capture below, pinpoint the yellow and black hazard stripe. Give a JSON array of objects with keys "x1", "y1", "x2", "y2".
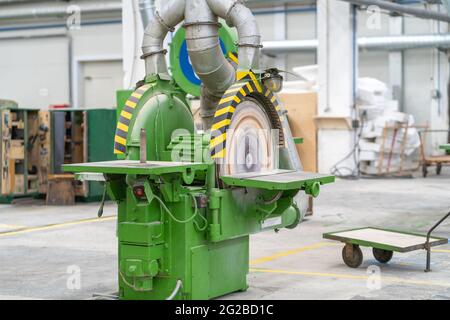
[
  {"x1": 228, "y1": 52, "x2": 238, "y2": 65},
  {"x1": 210, "y1": 71, "x2": 286, "y2": 159},
  {"x1": 114, "y1": 84, "x2": 152, "y2": 155},
  {"x1": 263, "y1": 86, "x2": 281, "y2": 113},
  {"x1": 210, "y1": 72, "x2": 263, "y2": 159},
  {"x1": 238, "y1": 71, "x2": 282, "y2": 114}
]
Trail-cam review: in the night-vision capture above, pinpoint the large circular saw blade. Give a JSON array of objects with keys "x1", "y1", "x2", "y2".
[{"x1": 219, "y1": 98, "x2": 278, "y2": 176}]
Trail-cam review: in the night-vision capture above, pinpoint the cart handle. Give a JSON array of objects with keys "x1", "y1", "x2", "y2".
[{"x1": 425, "y1": 211, "x2": 450, "y2": 272}]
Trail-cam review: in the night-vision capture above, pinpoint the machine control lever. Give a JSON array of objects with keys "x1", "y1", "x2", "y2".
[
  {"x1": 140, "y1": 129, "x2": 147, "y2": 164},
  {"x1": 97, "y1": 182, "x2": 107, "y2": 218}
]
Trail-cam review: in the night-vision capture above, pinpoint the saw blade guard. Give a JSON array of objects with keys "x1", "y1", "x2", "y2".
[
  {"x1": 209, "y1": 73, "x2": 286, "y2": 178},
  {"x1": 219, "y1": 97, "x2": 278, "y2": 176}
]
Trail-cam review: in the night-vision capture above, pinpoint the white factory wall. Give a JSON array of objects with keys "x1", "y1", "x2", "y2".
[
  {"x1": 0, "y1": 23, "x2": 122, "y2": 109},
  {"x1": 70, "y1": 23, "x2": 123, "y2": 108},
  {"x1": 286, "y1": 10, "x2": 317, "y2": 73},
  {"x1": 0, "y1": 35, "x2": 70, "y2": 109},
  {"x1": 255, "y1": 8, "x2": 317, "y2": 76},
  {"x1": 72, "y1": 23, "x2": 122, "y2": 57}
]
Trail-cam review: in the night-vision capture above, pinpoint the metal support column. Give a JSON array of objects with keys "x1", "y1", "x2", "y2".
[
  {"x1": 317, "y1": 0, "x2": 357, "y2": 174},
  {"x1": 389, "y1": 14, "x2": 404, "y2": 111}
]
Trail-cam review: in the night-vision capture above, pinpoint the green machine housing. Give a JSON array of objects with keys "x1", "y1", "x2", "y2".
[
  {"x1": 63, "y1": 21, "x2": 333, "y2": 300},
  {"x1": 64, "y1": 71, "x2": 334, "y2": 299}
]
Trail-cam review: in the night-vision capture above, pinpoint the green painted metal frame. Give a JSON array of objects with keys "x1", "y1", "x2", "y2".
[{"x1": 323, "y1": 227, "x2": 448, "y2": 253}]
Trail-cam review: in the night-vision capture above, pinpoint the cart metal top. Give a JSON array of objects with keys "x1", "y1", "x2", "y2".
[{"x1": 324, "y1": 227, "x2": 448, "y2": 253}]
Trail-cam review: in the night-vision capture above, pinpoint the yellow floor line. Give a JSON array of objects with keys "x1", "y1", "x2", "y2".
[
  {"x1": 0, "y1": 224, "x2": 26, "y2": 230},
  {"x1": 250, "y1": 242, "x2": 340, "y2": 266},
  {"x1": 250, "y1": 267, "x2": 450, "y2": 288},
  {"x1": 0, "y1": 216, "x2": 117, "y2": 238},
  {"x1": 249, "y1": 241, "x2": 450, "y2": 267},
  {"x1": 432, "y1": 249, "x2": 450, "y2": 253}
]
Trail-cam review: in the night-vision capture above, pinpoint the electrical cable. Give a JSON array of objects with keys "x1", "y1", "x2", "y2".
[
  {"x1": 330, "y1": 113, "x2": 366, "y2": 180},
  {"x1": 119, "y1": 271, "x2": 154, "y2": 293},
  {"x1": 154, "y1": 194, "x2": 198, "y2": 224},
  {"x1": 262, "y1": 191, "x2": 283, "y2": 205},
  {"x1": 190, "y1": 193, "x2": 208, "y2": 232},
  {"x1": 153, "y1": 193, "x2": 208, "y2": 231}
]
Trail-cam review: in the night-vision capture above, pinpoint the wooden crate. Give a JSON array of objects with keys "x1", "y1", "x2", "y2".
[{"x1": 46, "y1": 174, "x2": 75, "y2": 206}]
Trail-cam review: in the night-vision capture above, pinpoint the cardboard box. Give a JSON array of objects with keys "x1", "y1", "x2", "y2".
[{"x1": 279, "y1": 92, "x2": 318, "y2": 172}]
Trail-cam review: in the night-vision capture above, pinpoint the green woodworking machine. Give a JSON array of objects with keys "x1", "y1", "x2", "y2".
[{"x1": 64, "y1": 0, "x2": 334, "y2": 300}]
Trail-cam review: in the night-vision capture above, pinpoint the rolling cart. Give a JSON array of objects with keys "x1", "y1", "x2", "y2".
[
  {"x1": 323, "y1": 212, "x2": 450, "y2": 272},
  {"x1": 420, "y1": 130, "x2": 450, "y2": 177}
]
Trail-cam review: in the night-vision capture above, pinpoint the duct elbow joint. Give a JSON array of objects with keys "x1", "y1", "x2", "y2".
[
  {"x1": 207, "y1": 0, "x2": 261, "y2": 70},
  {"x1": 141, "y1": 0, "x2": 186, "y2": 77}
]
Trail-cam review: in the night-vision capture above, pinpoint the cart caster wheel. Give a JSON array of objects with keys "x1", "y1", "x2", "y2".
[
  {"x1": 342, "y1": 244, "x2": 363, "y2": 268},
  {"x1": 436, "y1": 164, "x2": 442, "y2": 175},
  {"x1": 422, "y1": 165, "x2": 428, "y2": 178},
  {"x1": 373, "y1": 248, "x2": 393, "y2": 264}
]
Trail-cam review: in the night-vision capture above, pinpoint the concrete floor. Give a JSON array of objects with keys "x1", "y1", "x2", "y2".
[{"x1": 0, "y1": 169, "x2": 449, "y2": 300}]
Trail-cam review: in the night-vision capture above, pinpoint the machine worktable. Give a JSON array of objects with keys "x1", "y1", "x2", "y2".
[
  {"x1": 220, "y1": 170, "x2": 335, "y2": 191},
  {"x1": 63, "y1": 160, "x2": 209, "y2": 175}
]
